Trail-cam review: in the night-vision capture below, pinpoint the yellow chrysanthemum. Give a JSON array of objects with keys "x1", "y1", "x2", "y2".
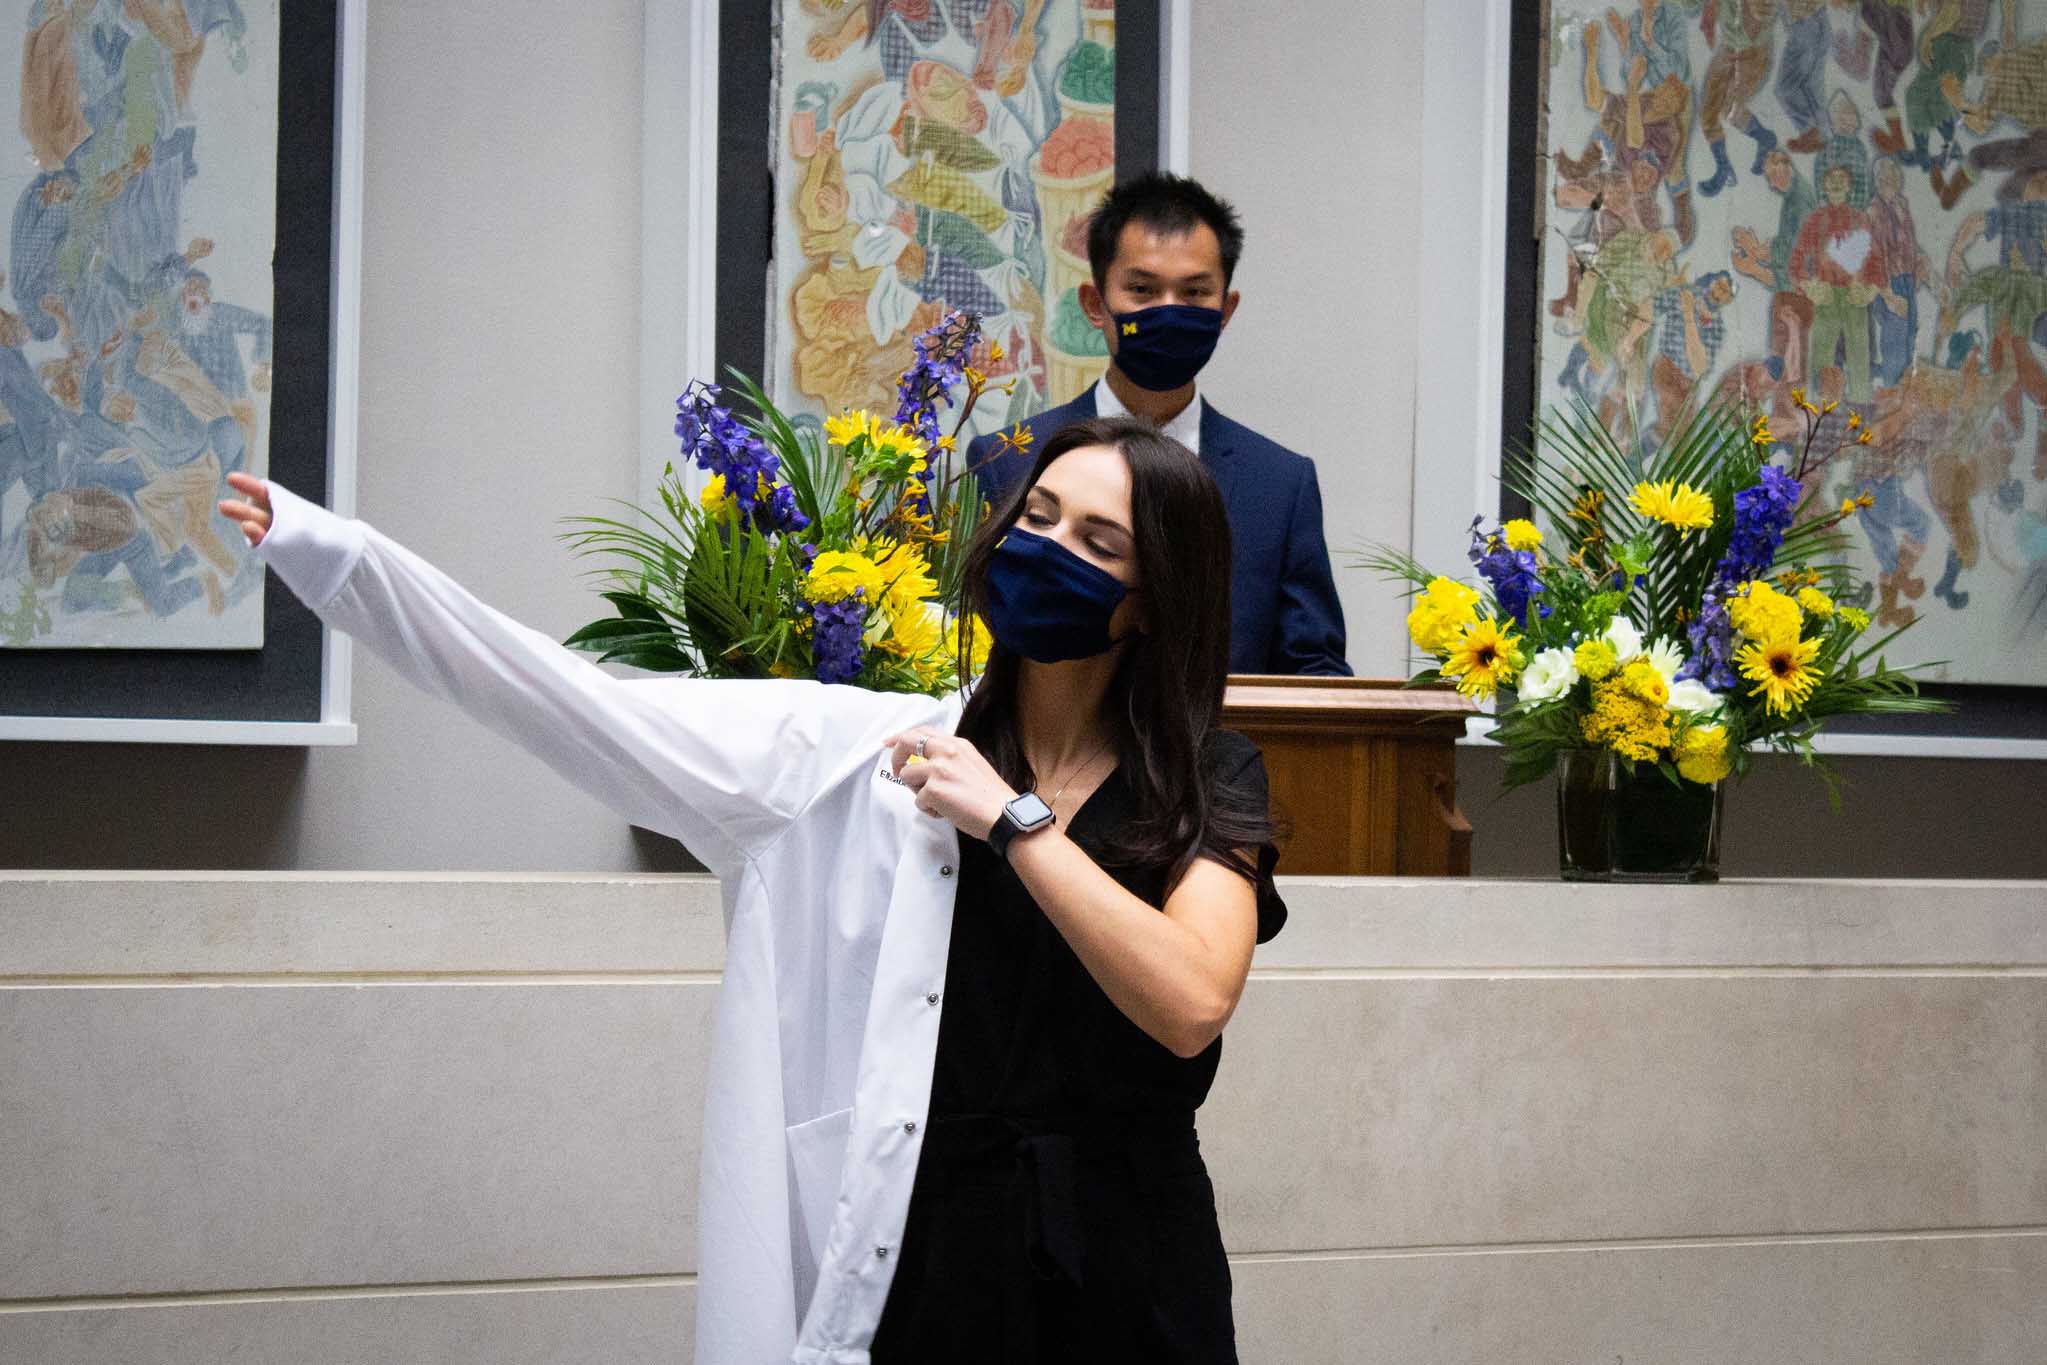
[
  {"x1": 1621, "y1": 658, "x2": 1669, "y2": 707},
  {"x1": 879, "y1": 597, "x2": 942, "y2": 660},
  {"x1": 1502, "y1": 518, "x2": 1543, "y2": 552},
  {"x1": 1840, "y1": 607, "x2": 1871, "y2": 633},
  {"x1": 1580, "y1": 678, "x2": 1672, "y2": 761},
  {"x1": 869, "y1": 538, "x2": 937, "y2": 615},
  {"x1": 1406, "y1": 577, "x2": 1481, "y2": 656},
  {"x1": 1734, "y1": 634, "x2": 1822, "y2": 715},
  {"x1": 1796, "y1": 586, "x2": 1835, "y2": 618},
  {"x1": 1573, "y1": 638, "x2": 1619, "y2": 681},
  {"x1": 801, "y1": 550, "x2": 887, "y2": 604},
  {"x1": 1725, "y1": 580, "x2": 1802, "y2": 643},
  {"x1": 1441, "y1": 617, "x2": 1523, "y2": 700},
  {"x1": 1674, "y1": 724, "x2": 1732, "y2": 784},
  {"x1": 1628, "y1": 479, "x2": 1715, "y2": 533},
  {"x1": 700, "y1": 473, "x2": 735, "y2": 516},
  {"x1": 824, "y1": 410, "x2": 875, "y2": 448}
]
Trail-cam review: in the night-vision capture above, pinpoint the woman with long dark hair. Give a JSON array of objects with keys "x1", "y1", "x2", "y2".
[{"x1": 220, "y1": 414, "x2": 1283, "y2": 1362}]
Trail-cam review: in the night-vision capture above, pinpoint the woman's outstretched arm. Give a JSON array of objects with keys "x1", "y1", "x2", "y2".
[{"x1": 222, "y1": 474, "x2": 935, "y2": 878}]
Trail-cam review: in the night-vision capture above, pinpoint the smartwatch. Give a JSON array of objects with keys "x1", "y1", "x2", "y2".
[{"x1": 987, "y1": 791, "x2": 1056, "y2": 861}]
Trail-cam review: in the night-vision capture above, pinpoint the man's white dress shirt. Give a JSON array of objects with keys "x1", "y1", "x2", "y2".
[{"x1": 1090, "y1": 377, "x2": 1203, "y2": 455}]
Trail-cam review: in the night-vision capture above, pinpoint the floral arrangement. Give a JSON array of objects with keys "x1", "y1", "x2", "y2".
[
  {"x1": 1368, "y1": 399, "x2": 1949, "y2": 793},
  {"x1": 561, "y1": 310, "x2": 1025, "y2": 695}
]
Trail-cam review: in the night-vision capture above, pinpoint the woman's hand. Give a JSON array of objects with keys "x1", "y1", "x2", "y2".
[
  {"x1": 881, "y1": 727, "x2": 1017, "y2": 840},
  {"x1": 217, "y1": 471, "x2": 273, "y2": 546}
]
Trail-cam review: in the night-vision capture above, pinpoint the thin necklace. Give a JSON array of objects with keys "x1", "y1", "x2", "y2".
[{"x1": 1036, "y1": 734, "x2": 1115, "y2": 807}]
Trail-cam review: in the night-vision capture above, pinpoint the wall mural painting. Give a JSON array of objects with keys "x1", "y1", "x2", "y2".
[
  {"x1": 773, "y1": 0, "x2": 1117, "y2": 447},
  {"x1": 1539, "y1": 0, "x2": 2047, "y2": 685},
  {"x1": 0, "y1": 1, "x2": 276, "y2": 650}
]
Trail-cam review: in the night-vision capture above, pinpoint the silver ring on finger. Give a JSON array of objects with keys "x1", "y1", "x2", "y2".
[{"x1": 915, "y1": 736, "x2": 929, "y2": 758}]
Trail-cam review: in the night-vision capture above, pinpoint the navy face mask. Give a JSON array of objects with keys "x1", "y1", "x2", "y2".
[
  {"x1": 982, "y1": 527, "x2": 1134, "y2": 663},
  {"x1": 1110, "y1": 303, "x2": 1224, "y2": 392}
]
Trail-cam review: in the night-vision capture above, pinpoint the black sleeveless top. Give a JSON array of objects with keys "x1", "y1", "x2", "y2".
[{"x1": 872, "y1": 729, "x2": 1285, "y2": 1363}]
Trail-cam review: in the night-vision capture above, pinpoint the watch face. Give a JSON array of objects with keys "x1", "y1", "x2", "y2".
[{"x1": 1007, "y1": 791, "x2": 1055, "y2": 829}]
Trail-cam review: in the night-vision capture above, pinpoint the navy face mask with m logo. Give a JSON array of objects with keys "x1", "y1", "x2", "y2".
[
  {"x1": 1110, "y1": 303, "x2": 1224, "y2": 392},
  {"x1": 982, "y1": 527, "x2": 1133, "y2": 663}
]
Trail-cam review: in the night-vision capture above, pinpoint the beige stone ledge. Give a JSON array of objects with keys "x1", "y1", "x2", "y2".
[{"x1": 4, "y1": 874, "x2": 2042, "y2": 978}]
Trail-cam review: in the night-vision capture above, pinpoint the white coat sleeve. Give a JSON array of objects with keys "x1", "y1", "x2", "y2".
[{"x1": 255, "y1": 482, "x2": 932, "y2": 878}]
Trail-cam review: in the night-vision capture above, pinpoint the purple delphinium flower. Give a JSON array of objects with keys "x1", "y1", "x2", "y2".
[
  {"x1": 675, "y1": 380, "x2": 800, "y2": 532},
  {"x1": 893, "y1": 311, "x2": 981, "y2": 450},
  {"x1": 1468, "y1": 518, "x2": 1548, "y2": 625},
  {"x1": 811, "y1": 593, "x2": 867, "y2": 685},
  {"x1": 1719, "y1": 464, "x2": 1800, "y2": 584},
  {"x1": 1680, "y1": 462, "x2": 1800, "y2": 690},
  {"x1": 760, "y1": 481, "x2": 810, "y2": 536},
  {"x1": 1679, "y1": 598, "x2": 1738, "y2": 689}
]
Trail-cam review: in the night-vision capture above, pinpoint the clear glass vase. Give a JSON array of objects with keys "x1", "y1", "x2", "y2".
[{"x1": 1555, "y1": 749, "x2": 1724, "y2": 883}]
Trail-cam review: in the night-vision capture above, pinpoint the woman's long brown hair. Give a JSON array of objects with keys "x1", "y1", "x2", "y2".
[{"x1": 954, "y1": 416, "x2": 1276, "y2": 889}]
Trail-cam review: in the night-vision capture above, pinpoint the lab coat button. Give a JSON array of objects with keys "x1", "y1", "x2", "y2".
[
  {"x1": 925, "y1": 992, "x2": 940, "y2": 1005},
  {"x1": 940, "y1": 864, "x2": 954, "y2": 877},
  {"x1": 904, "y1": 1121, "x2": 918, "y2": 1134},
  {"x1": 875, "y1": 1246, "x2": 890, "y2": 1260}
]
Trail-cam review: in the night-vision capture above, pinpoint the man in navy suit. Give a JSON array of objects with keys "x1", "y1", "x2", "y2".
[{"x1": 966, "y1": 174, "x2": 1350, "y2": 675}]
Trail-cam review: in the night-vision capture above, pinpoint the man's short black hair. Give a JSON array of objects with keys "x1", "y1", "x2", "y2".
[{"x1": 1085, "y1": 172, "x2": 1245, "y2": 290}]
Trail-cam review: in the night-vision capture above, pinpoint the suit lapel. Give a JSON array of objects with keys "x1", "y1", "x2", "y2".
[{"x1": 1198, "y1": 401, "x2": 1237, "y2": 505}]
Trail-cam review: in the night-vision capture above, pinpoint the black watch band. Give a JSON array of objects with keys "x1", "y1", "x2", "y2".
[{"x1": 988, "y1": 791, "x2": 1056, "y2": 860}]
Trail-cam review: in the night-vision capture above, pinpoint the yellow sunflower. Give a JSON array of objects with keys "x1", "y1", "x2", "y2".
[
  {"x1": 1734, "y1": 634, "x2": 1822, "y2": 715},
  {"x1": 1628, "y1": 479, "x2": 1716, "y2": 533},
  {"x1": 1442, "y1": 617, "x2": 1523, "y2": 700}
]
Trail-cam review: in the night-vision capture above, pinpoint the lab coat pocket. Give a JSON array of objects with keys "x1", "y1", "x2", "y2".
[{"x1": 786, "y1": 1105, "x2": 854, "y2": 1266}]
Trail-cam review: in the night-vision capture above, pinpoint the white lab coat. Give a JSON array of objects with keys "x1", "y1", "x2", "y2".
[{"x1": 257, "y1": 483, "x2": 965, "y2": 1363}]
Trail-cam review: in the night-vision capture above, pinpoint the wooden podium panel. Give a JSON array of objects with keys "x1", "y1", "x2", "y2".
[{"x1": 1222, "y1": 676, "x2": 1479, "y2": 877}]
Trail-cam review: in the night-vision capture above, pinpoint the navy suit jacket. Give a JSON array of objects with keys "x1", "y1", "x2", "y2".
[{"x1": 964, "y1": 386, "x2": 1351, "y2": 676}]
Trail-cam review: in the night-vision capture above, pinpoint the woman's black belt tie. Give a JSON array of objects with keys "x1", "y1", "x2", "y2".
[{"x1": 922, "y1": 1111, "x2": 1199, "y2": 1292}]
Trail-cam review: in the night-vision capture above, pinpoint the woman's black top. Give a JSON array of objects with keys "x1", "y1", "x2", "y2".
[{"x1": 871, "y1": 729, "x2": 1285, "y2": 1364}]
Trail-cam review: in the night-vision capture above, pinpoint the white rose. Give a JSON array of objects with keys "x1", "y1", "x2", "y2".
[
  {"x1": 1603, "y1": 616, "x2": 1645, "y2": 662},
  {"x1": 1668, "y1": 678, "x2": 1723, "y2": 715},
  {"x1": 1645, "y1": 636, "x2": 1685, "y2": 683},
  {"x1": 1517, "y1": 646, "x2": 1581, "y2": 702}
]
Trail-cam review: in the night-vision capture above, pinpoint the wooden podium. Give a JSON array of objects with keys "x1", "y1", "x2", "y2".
[{"x1": 1222, "y1": 676, "x2": 1479, "y2": 876}]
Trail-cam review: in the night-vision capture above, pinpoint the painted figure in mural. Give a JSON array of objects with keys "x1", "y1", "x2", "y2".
[
  {"x1": 1868, "y1": 154, "x2": 1933, "y2": 385},
  {"x1": 1550, "y1": 146, "x2": 1667, "y2": 337},
  {"x1": 964, "y1": 174, "x2": 1351, "y2": 675},
  {"x1": 1901, "y1": 0, "x2": 2013, "y2": 184},
  {"x1": 1698, "y1": 0, "x2": 1782, "y2": 196},
  {"x1": 1791, "y1": 163, "x2": 1901, "y2": 402},
  {"x1": 1775, "y1": 0, "x2": 1838, "y2": 154},
  {"x1": 1813, "y1": 88, "x2": 1874, "y2": 206},
  {"x1": 1856, "y1": 0, "x2": 1918, "y2": 155},
  {"x1": 1945, "y1": 159, "x2": 2047, "y2": 478},
  {"x1": 1650, "y1": 269, "x2": 1738, "y2": 440},
  {"x1": 1732, "y1": 147, "x2": 1820, "y2": 381},
  {"x1": 1584, "y1": 3, "x2": 1698, "y2": 243}
]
